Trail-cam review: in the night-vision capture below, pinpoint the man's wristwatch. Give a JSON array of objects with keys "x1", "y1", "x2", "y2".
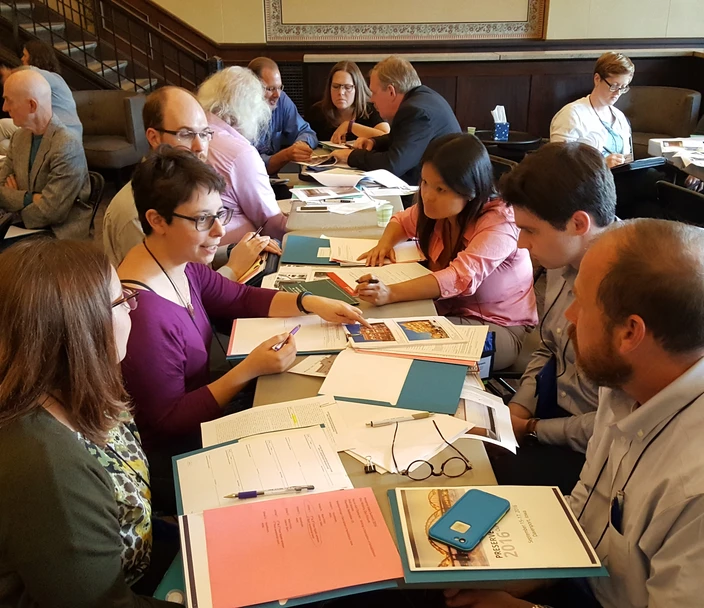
[
  {"x1": 296, "y1": 291, "x2": 313, "y2": 314},
  {"x1": 525, "y1": 417, "x2": 540, "y2": 441}
]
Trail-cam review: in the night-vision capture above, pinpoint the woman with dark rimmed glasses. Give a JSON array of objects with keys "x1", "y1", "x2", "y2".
[
  {"x1": 118, "y1": 146, "x2": 369, "y2": 513},
  {"x1": 551, "y1": 52, "x2": 635, "y2": 169},
  {"x1": 0, "y1": 238, "x2": 180, "y2": 606}
]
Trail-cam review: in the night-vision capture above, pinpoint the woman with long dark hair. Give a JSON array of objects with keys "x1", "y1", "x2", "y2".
[
  {"x1": 0, "y1": 238, "x2": 179, "y2": 606},
  {"x1": 306, "y1": 60, "x2": 389, "y2": 143},
  {"x1": 357, "y1": 133, "x2": 537, "y2": 369}
]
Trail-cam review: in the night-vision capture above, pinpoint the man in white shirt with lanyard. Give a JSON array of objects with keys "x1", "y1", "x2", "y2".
[{"x1": 445, "y1": 218, "x2": 704, "y2": 607}]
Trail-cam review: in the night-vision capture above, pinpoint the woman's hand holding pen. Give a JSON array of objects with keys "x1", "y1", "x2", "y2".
[
  {"x1": 358, "y1": 241, "x2": 395, "y2": 267},
  {"x1": 302, "y1": 295, "x2": 371, "y2": 327},
  {"x1": 356, "y1": 274, "x2": 394, "y2": 306},
  {"x1": 241, "y1": 333, "x2": 297, "y2": 378},
  {"x1": 605, "y1": 153, "x2": 626, "y2": 168}
]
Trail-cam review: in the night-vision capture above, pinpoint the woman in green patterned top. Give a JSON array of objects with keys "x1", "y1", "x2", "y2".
[{"x1": 0, "y1": 238, "x2": 179, "y2": 607}]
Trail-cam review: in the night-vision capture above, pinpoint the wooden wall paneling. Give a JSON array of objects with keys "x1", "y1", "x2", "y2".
[{"x1": 454, "y1": 74, "x2": 531, "y2": 132}]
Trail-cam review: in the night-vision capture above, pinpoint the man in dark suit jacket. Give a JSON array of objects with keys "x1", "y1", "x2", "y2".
[
  {"x1": 332, "y1": 56, "x2": 460, "y2": 188},
  {"x1": 0, "y1": 70, "x2": 90, "y2": 239}
]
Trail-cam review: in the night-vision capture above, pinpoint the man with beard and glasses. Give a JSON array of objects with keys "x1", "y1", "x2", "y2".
[{"x1": 444, "y1": 218, "x2": 704, "y2": 608}]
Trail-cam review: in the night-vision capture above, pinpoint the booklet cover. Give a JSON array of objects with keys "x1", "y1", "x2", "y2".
[
  {"x1": 395, "y1": 486, "x2": 601, "y2": 572},
  {"x1": 344, "y1": 316, "x2": 466, "y2": 350}
]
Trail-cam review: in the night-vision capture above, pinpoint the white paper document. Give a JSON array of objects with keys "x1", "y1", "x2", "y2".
[
  {"x1": 328, "y1": 237, "x2": 424, "y2": 265},
  {"x1": 288, "y1": 354, "x2": 336, "y2": 378},
  {"x1": 5, "y1": 225, "x2": 47, "y2": 239},
  {"x1": 227, "y1": 315, "x2": 348, "y2": 357},
  {"x1": 338, "y1": 402, "x2": 471, "y2": 474},
  {"x1": 176, "y1": 426, "x2": 353, "y2": 514},
  {"x1": 459, "y1": 385, "x2": 518, "y2": 453},
  {"x1": 200, "y1": 394, "x2": 349, "y2": 451},
  {"x1": 291, "y1": 186, "x2": 363, "y2": 202},
  {"x1": 328, "y1": 199, "x2": 379, "y2": 215},
  {"x1": 319, "y1": 349, "x2": 411, "y2": 406},
  {"x1": 362, "y1": 169, "x2": 412, "y2": 189},
  {"x1": 309, "y1": 169, "x2": 365, "y2": 188},
  {"x1": 331, "y1": 262, "x2": 432, "y2": 290},
  {"x1": 396, "y1": 486, "x2": 602, "y2": 571}
]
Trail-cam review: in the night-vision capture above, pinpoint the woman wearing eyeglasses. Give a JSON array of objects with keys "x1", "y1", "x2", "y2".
[
  {"x1": 118, "y1": 146, "x2": 368, "y2": 512},
  {"x1": 306, "y1": 61, "x2": 390, "y2": 144},
  {"x1": 0, "y1": 238, "x2": 180, "y2": 606},
  {"x1": 551, "y1": 52, "x2": 634, "y2": 169}
]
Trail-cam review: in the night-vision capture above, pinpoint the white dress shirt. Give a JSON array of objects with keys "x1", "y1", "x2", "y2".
[
  {"x1": 550, "y1": 96, "x2": 632, "y2": 158},
  {"x1": 569, "y1": 356, "x2": 704, "y2": 608}
]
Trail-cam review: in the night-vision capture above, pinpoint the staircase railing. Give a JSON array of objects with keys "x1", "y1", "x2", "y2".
[{"x1": 0, "y1": 0, "x2": 220, "y2": 92}]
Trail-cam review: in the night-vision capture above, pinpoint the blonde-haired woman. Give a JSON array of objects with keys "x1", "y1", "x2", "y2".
[
  {"x1": 306, "y1": 61, "x2": 389, "y2": 144},
  {"x1": 551, "y1": 52, "x2": 635, "y2": 169},
  {"x1": 198, "y1": 66, "x2": 287, "y2": 244}
]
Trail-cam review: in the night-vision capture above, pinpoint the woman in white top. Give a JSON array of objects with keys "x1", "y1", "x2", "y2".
[{"x1": 550, "y1": 52, "x2": 634, "y2": 169}]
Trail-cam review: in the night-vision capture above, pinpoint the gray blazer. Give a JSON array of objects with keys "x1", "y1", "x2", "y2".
[{"x1": 0, "y1": 115, "x2": 91, "y2": 239}]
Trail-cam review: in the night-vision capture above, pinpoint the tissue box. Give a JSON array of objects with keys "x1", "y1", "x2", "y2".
[{"x1": 494, "y1": 122, "x2": 510, "y2": 141}]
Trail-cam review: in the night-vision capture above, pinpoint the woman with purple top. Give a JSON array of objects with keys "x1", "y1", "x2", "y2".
[{"x1": 118, "y1": 146, "x2": 367, "y2": 512}]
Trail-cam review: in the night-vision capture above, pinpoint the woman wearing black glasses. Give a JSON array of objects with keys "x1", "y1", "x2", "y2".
[
  {"x1": 118, "y1": 146, "x2": 368, "y2": 513},
  {"x1": 551, "y1": 52, "x2": 634, "y2": 169},
  {"x1": 0, "y1": 238, "x2": 180, "y2": 606},
  {"x1": 306, "y1": 61, "x2": 390, "y2": 144}
]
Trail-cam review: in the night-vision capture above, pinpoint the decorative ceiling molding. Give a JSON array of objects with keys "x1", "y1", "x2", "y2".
[{"x1": 264, "y1": 0, "x2": 547, "y2": 43}]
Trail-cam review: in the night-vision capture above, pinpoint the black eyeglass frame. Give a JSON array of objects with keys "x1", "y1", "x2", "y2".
[
  {"x1": 155, "y1": 128, "x2": 214, "y2": 142},
  {"x1": 392, "y1": 419, "x2": 472, "y2": 481},
  {"x1": 601, "y1": 77, "x2": 630, "y2": 94},
  {"x1": 112, "y1": 288, "x2": 139, "y2": 310},
  {"x1": 172, "y1": 207, "x2": 234, "y2": 232}
]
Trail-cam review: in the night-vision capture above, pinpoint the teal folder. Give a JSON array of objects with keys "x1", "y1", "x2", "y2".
[
  {"x1": 330, "y1": 359, "x2": 468, "y2": 415},
  {"x1": 387, "y1": 490, "x2": 609, "y2": 585},
  {"x1": 280, "y1": 278, "x2": 359, "y2": 306},
  {"x1": 281, "y1": 234, "x2": 339, "y2": 265},
  {"x1": 154, "y1": 551, "x2": 397, "y2": 606}
]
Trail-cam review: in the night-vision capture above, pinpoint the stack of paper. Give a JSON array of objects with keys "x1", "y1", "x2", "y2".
[
  {"x1": 174, "y1": 426, "x2": 353, "y2": 515},
  {"x1": 179, "y1": 487, "x2": 403, "y2": 608},
  {"x1": 390, "y1": 485, "x2": 605, "y2": 583},
  {"x1": 291, "y1": 186, "x2": 363, "y2": 202},
  {"x1": 343, "y1": 316, "x2": 467, "y2": 350},
  {"x1": 363, "y1": 324, "x2": 487, "y2": 367},
  {"x1": 337, "y1": 401, "x2": 471, "y2": 474}
]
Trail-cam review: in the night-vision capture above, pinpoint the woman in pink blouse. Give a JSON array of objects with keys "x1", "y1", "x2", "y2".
[
  {"x1": 197, "y1": 66, "x2": 288, "y2": 245},
  {"x1": 358, "y1": 133, "x2": 537, "y2": 369}
]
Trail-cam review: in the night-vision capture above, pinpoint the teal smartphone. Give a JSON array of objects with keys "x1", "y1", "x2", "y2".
[{"x1": 428, "y1": 489, "x2": 510, "y2": 552}]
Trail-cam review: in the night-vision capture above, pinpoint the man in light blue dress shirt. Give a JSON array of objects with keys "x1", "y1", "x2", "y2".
[{"x1": 248, "y1": 57, "x2": 318, "y2": 175}]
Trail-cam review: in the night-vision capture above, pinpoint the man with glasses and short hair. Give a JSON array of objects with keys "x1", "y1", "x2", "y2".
[
  {"x1": 248, "y1": 57, "x2": 318, "y2": 175},
  {"x1": 103, "y1": 86, "x2": 275, "y2": 282}
]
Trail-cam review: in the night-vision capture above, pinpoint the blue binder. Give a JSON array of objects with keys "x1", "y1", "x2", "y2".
[
  {"x1": 387, "y1": 490, "x2": 609, "y2": 585},
  {"x1": 281, "y1": 234, "x2": 339, "y2": 265},
  {"x1": 330, "y1": 360, "x2": 468, "y2": 415}
]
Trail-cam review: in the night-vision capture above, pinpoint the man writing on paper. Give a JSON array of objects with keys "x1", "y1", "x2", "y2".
[
  {"x1": 445, "y1": 219, "x2": 704, "y2": 608},
  {"x1": 249, "y1": 57, "x2": 318, "y2": 175},
  {"x1": 331, "y1": 56, "x2": 460, "y2": 197},
  {"x1": 494, "y1": 142, "x2": 614, "y2": 493}
]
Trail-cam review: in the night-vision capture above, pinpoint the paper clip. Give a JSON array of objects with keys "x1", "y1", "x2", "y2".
[{"x1": 364, "y1": 456, "x2": 376, "y2": 474}]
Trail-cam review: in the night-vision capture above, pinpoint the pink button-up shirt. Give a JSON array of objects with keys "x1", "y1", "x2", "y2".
[
  {"x1": 206, "y1": 113, "x2": 287, "y2": 245},
  {"x1": 391, "y1": 198, "x2": 538, "y2": 327}
]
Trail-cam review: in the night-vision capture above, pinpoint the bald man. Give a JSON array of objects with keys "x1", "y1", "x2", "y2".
[
  {"x1": 103, "y1": 86, "x2": 278, "y2": 279},
  {"x1": 0, "y1": 70, "x2": 90, "y2": 239},
  {"x1": 446, "y1": 219, "x2": 704, "y2": 608}
]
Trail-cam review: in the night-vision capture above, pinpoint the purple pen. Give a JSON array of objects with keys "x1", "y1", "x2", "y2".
[{"x1": 272, "y1": 324, "x2": 301, "y2": 351}]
